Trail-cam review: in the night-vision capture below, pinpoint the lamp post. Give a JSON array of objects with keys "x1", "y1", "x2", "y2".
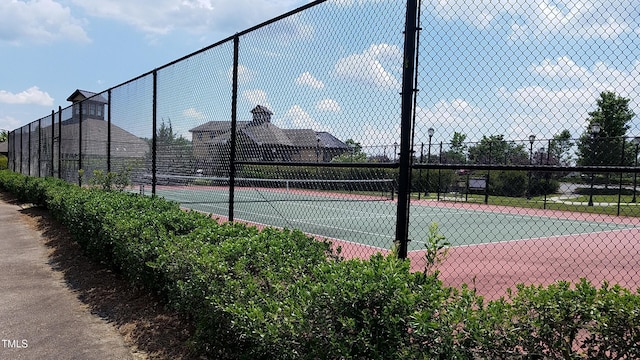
[
  {"x1": 425, "y1": 128, "x2": 434, "y2": 196},
  {"x1": 632, "y1": 137, "x2": 640, "y2": 203},
  {"x1": 588, "y1": 122, "x2": 601, "y2": 206},
  {"x1": 393, "y1": 141, "x2": 398, "y2": 162},
  {"x1": 526, "y1": 135, "x2": 535, "y2": 199},
  {"x1": 418, "y1": 142, "x2": 424, "y2": 200}
]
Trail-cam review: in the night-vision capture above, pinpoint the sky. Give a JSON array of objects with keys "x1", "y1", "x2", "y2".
[{"x1": 1, "y1": 0, "x2": 639, "y2": 153}]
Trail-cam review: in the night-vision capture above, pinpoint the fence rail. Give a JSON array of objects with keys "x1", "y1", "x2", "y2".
[{"x1": 6, "y1": 0, "x2": 640, "y2": 298}]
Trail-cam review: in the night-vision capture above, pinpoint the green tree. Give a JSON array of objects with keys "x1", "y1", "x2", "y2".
[
  {"x1": 442, "y1": 132, "x2": 467, "y2": 164},
  {"x1": 468, "y1": 135, "x2": 528, "y2": 165},
  {"x1": 577, "y1": 91, "x2": 635, "y2": 167},
  {"x1": 331, "y1": 139, "x2": 367, "y2": 163},
  {"x1": 153, "y1": 118, "x2": 194, "y2": 175},
  {"x1": 548, "y1": 130, "x2": 574, "y2": 167},
  {"x1": 0, "y1": 129, "x2": 7, "y2": 142}
]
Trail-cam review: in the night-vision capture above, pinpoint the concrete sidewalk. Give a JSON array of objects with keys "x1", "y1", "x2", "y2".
[{"x1": 0, "y1": 196, "x2": 133, "y2": 360}]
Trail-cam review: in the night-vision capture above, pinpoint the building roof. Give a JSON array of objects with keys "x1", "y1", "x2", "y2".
[
  {"x1": 59, "y1": 119, "x2": 147, "y2": 157},
  {"x1": 242, "y1": 122, "x2": 293, "y2": 146},
  {"x1": 189, "y1": 106, "x2": 348, "y2": 150},
  {"x1": 316, "y1": 132, "x2": 351, "y2": 149},
  {"x1": 0, "y1": 141, "x2": 7, "y2": 155},
  {"x1": 66, "y1": 89, "x2": 108, "y2": 104}
]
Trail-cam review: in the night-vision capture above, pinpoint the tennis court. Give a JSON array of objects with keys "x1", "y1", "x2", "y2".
[{"x1": 148, "y1": 178, "x2": 637, "y2": 253}]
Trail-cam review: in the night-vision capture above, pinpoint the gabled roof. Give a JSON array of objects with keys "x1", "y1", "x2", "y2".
[
  {"x1": 188, "y1": 106, "x2": 348, "y2": 150},
  {"x1": 317, "y1": 132, "x2": 350, "y2": 149},
  {"x1": 66, "y1": 89, "x2": 108, "y2": 104},
  {"x1": 242, "y1": 122, "x2": 293, "y2": 146},
  {"x1": 283, "y1": 129, "x2": 319, "y2": 148},
  {"x1": 59, "y1": 119, "x2": 147, "y2": 157},
  {"x1": 189, "y1": 121, "x2": 249, "y2": 133}
]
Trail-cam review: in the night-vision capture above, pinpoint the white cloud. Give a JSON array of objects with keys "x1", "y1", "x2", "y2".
[
  {"x1": 529, "y1": 56, "x2": 589, "y2": 80},
  {"x1": 228, "y1": 65, "x2": 255, "y2": 85},
  {"x1": 334, "y1": 43, "x2": 402, "y2": 89},
  {"x1": 497, "y1": 57, "x2": 640, "y2": 139},
  {"x1": 280, "y1": 105, "x2": 331, "y2": 131},
  {"x1": 183, "y1": 107, "x2": 205, "y2": 119},
  {"x1": 242, "y1": 89, "x2": 271, "y2": 110},
  {"x1": 0, "y1": 116, "x2": 23, "y2": 132},
  {"x1": 0, "y1": 0, "x2": 89, "y2": 45},
  {"x1": 69, "y1": 0, "x2": 309, "y2": 36},
  {"x1": 0, "y1": 87, "x2": 54, "y2": 106},
  {"x1": 329, "y1": 0, "x2": 384, "y2": 6},
  {"x1": 427, "y1": 0, "x2": 639, "y2": 41},
  {"x1": 316, "y1": 99, "x2": 341, "y2": 112},
  {"x1": 509, "y1": 57, "x2": 640, "y2": 109},
  {"x1": 296, "y1": 72, "x2": 324, "y2": 89},
  {"x1": 360, "y1": 123, "x2": 400, "y2": 148},
  {"x1": 416, "y1": 99, "x2": 484, "y2": 126}
]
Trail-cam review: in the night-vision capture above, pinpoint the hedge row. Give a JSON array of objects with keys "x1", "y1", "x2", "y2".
[{"x1": 1, "y1": 170, "x2": 638, "y2": 359}]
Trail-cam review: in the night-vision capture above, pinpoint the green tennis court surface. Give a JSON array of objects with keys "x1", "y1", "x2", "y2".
[{"x1": 153, "y1": 186, "x2": 636, "y2": 252}]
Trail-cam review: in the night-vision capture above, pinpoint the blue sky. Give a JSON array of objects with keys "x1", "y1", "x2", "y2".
[{"x1": 1, "y1": 0, "x2": 639, "y2": 152}]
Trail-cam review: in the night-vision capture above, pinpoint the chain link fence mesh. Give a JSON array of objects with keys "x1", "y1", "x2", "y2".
[{"x1": 6, "y1": 0, "x2": 639, "y2": 298}]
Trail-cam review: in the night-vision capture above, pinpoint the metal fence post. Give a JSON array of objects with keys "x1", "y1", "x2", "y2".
[
  {"x1": 78, "y1": 102, "x2": 83, "y2": 186},
  {"x1": 395, "y1": 0, "x2": 419, "y2": 259},
  {"x1": 38, "y1": 118, "x2": 41, "y2": 178},
  {"x1": 152, "y1": 71, "x2": 158, "y2": 196},
  {"x1": 228, "y1": 35, "x2": 240, "y2": 222},
  {"x1": 57, "y1": 106, "x2": 62, "y2": 179},
  {"x1": 107, "y1": 89, "x2": 112, "y2": 174},
  {"x1": 28, "y1": 123, "x2": 32, "y2": 177},
  {"x1": 51, "y1": 110, "x2": 55, "y2": 177}
]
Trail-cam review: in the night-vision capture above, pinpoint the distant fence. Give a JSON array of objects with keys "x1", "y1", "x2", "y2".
[{"x1": 7, "y1": 0, "x2": 640, "y2": 298}]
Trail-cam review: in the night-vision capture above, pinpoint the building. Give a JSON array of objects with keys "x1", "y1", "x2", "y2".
[
  {"x1": 189, "y1": 106, "x2": 350, "y2": 174},
  {"x1": 54, "y1": 90, "x2": 148, "y2": 180},
  {"x1": 66, "y1": 89, "x2": 108, "y2": 123}
]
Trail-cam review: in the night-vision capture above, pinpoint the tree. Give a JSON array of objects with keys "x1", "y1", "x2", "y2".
[
  {"x1": 468, "y1": 135, "x2": 528, "y2": 165},
  {"x1": 442, "y1": 132, "x2": 467, "y2": 164},
  {"x1": 331, "y1": 139, "x2": 367, "y2": 163},
  {"x1": 577, "y1": 91, "x2": 635, "y2": 167},
  {"x1": 548, "y1": 130, "x2": 574, "y2": 167},
  {"x1": 152, "y1": 118, "x2": 194, "y2": 176},
  {"x1": 0, "y1": 129, "x2": 7, "y2": 142}
]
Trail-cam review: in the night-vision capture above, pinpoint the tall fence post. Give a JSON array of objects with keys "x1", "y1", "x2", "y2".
[
  {"x1": 27, "y1": 123, "x2": 32, "y2": 177},
  {"x1": 228, "y1": 35, "x2": 240, "y2": 222},
  {"x1": 395, "y1": 0, "x2": 419, "y2": 259},
  {"x1": 19, "y1": 126, "x2": 23, "y2": 174},
  {"x1": 37, "y1": 118, "x2": 42, "y2": 178},
  {"x1": 78, "y1": 102, "x2": 83, "y2": 186},
  {"x1": 152, "y1": 71, "x2": 158, "y2": 196},
  {"x1": 51, "y1": 110, "x2": 55, "y2": 177},
  {"x1": 107, "y1": 89, "x2": 112, "y2": 174},
  {"x1": 57, "y1": 106, "x2": 62, "y2": 179}
]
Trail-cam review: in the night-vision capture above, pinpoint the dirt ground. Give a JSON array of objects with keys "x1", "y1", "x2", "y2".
[{"x1": 9, "y1": 194, "x2": 198, "y2": 359}]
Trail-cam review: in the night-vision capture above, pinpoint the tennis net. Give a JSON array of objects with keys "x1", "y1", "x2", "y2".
[{"x1": 140, "y1": 174, "x2": 396, "y2": 203}]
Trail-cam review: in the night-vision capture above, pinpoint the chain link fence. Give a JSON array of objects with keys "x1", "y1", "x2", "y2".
[{"x1": 6, "y1": 0, "x2": 640, "y2": 298}]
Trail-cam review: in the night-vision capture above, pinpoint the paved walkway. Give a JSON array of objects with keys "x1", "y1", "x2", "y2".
[{"x1": 0, "y1": 196, "x2": 133, "y2": 359}]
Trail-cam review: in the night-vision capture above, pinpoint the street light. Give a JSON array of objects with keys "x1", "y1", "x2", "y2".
[
  {"x1": 425, "y1": 128, "x2": 434, "y2": 196},
  {"x1": 527, "y1": 134, "x2": 535, "y2": 199},
  {"x1": 393, "y1": 141, "x2": 398, "y2": 162},
  {"x1": 632, "y1": 137, "x2": 640, "y2": 203},
  {"x1": 588, "y1": 122, "x2": 601, "y2": 206}
]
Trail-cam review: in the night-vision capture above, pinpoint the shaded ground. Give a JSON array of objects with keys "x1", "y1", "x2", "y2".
[{"x1": 1, "y1": 193, "x2": 197, "y2": 359}]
